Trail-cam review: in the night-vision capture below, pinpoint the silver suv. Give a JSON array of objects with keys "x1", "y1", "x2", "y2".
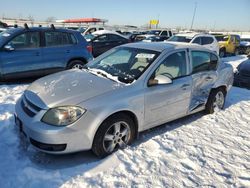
[{"x1": 15, "y1": 42, "x2": 233, "y2": 157}]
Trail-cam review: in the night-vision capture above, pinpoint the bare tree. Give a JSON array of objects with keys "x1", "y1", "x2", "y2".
[
  {"x1": 28, "y1": 15, "x2": 34, "y2": 26},
  {"x1": 46, "y1": 16, "x2": 56, "y2": 24}
]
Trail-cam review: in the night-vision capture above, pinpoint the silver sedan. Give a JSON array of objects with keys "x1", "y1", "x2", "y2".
[{"x1": 15, "y1": 42, "x2": 233, "y2": 157}]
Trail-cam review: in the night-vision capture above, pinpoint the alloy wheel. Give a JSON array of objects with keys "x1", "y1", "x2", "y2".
[
  {"x1": 103, "y1": 121, "x2": 131, "y2": 153},
  {"x1": 213, "y1": 91, "x2": 225, "y2": 111}
]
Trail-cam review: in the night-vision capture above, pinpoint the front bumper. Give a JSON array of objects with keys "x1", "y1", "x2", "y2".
[{"x1": 15, "y1": 97, "x2": 98, "y2": 154}]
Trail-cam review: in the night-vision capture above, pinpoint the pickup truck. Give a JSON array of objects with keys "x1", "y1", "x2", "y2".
[
  {"x1": 213, "y1": 34, "x2": 241, "y2": 57},
  {"x1": 135, "y1": 29, "x2": 173, "y2": 42},
  {"x1": 15, "y1": 42, "x2": 234, "y2": 157}
]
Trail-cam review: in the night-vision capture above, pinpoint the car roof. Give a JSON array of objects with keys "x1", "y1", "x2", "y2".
[
  {"x1": 176, "y1": 32, "x2": 215, "y2": 38},
  {"x1": 4, "y1": 27, "x2": 79, "y2": 34},
  {"x1": 92, "y1": 30, "x2": 126, "y2": 38},
  {"x1": 121, "y1": 41, "x2": 208, "y2": 52}
]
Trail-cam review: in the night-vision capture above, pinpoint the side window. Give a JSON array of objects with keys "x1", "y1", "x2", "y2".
[
  {"x1": 191, "y1": 51, "x2": 210, "y2": 73},
  {"x1": 69, "y1": 33, "x2": 77, "y2": 44},
  {"x1": 45, "y1": 32, "x2": 73, "y2": 47},
  {"x1": 210, "y1": 53, "x2": 218, "y2": 70},
  {"x1": 192, "y1": 37, "x2": 201, "y2": 44},
  {"x1": 161, "y1": 31, "x2": 168, "y2": 36},
  {"x1": 99, "y1": 28, "x2": 104, "y2": 30},
  {"x1": 201, "y1": 37, "x2": 214, "y2": 45},
  {"x1": 169, "y1": 31, "x2": 172, "y2": 36},
  {"x1": 93, "y1": 34, "x2": 109, "y2": 42},
  {"x1": 8, "y1": 32, "x2": 40, "y2": 49},
  {"x1": 154, "y1": 51, "x2": 187, "y2": 79},
  {"x1": 109, "y1": 34, "x2": 123, "y2": 41}
]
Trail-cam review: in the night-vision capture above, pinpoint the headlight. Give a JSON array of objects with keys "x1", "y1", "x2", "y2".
[{"x1": 41, "y1": 106, "x2": 86, "y2": 126}]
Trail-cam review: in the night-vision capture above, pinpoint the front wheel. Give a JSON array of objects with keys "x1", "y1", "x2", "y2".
[
  {"x1": 67, "y1": 60, "x2": 85, "y2": 69},
  {"x1": 205, "y1": 88, "x2": 226, "y2": 114},
  {"x1": 92, "y1": 114, "x2": 136, "y2": 158}
]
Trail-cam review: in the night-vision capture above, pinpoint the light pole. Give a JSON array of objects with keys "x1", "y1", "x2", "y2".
[{"x1": 190, "y1": 2, "x2": 197, "y2": 30}]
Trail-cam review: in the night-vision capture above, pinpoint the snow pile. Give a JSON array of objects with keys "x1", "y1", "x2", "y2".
[
  {"x1": 222, "y1": 55, "x2": 248, "y2": 72},
  {"x1": 0, "y1": 56, "x2": 250, "y2": 188}
]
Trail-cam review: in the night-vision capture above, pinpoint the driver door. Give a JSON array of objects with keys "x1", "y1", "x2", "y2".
[
  {"x1": 144, "y1": 50, "x2": 192, "y2": 129},
  {"x1": 1, "y1": 31, "x2": 42, "y2": 79}
]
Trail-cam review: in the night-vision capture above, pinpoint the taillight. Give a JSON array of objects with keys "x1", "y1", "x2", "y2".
[{"x1": 87, "y1": 45, "x2": 93, "y2": 53}]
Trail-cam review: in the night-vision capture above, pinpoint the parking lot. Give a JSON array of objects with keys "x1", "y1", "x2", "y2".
[{"x1": 0, "y1": 56, "x2": 249, "y2": 187}]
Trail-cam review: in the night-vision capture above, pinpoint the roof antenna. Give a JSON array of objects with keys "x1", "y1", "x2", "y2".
[
  {"x1": 24, "y1": 23, "x2": 29, "y2": 29},
  {"x1": 50, "y1": 24, "x2": 55, "y2": 30},
  {"x1": 39, "y1": 25, "x2": 42, "y2": 27},
  {"x1": 14, "y1": 24, "x2": 18, "y2": 28}
]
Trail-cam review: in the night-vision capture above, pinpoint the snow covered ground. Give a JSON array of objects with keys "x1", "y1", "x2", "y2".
[{"x1": 0, "y1": 56, "x2": 250, "y2": 188}]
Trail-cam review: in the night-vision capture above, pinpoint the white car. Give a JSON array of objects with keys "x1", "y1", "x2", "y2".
[{"x1": 168, "y1": 33, "x2": 220, "y2": 55}]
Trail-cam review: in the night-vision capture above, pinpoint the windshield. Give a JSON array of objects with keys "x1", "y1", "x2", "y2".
[
  {"x1": 84, "y1": 34, "x2": 95, "y2": 41},
  {"x1": 85, "y1": 47, "x2": 160, "y2": 84},
  {"x1": 168, "y1": 35, "x2": 192, "y2": 43},
  {"x1": 147, "y1": 30, "x2": 160, "y2": 35},
  {"x1": 77, "y1": 27, "x2": 86, "y2": 33},
  {"x1": 215, "y1": 35, "x2": 228, "y2": 42}
]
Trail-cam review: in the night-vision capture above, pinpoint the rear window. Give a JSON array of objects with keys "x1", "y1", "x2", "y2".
[{"x1": 45, "y1": 31, "x2": 76, "y2": 47}]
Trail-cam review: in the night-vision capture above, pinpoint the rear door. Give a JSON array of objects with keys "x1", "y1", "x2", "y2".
[
  {"x1": 0, "y1": 31, "x2": 42, "y2": 79},
  {"x1": 144, "y1": 50, "x2": 192, "y2": 129},
  {"x1": 41, "y1": 31, "x2": 74, "y2": 73},
  {"x1": 189, "y1": 50, "x2": 218, "y2": 111},
  {"x1": 108, "y1": 34, "x2": 128, "y2": 48},
  {"x1": 91, "y1": 34, "x2": 110, "y2": 57}
]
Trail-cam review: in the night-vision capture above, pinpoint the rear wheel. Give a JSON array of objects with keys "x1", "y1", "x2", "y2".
[
  {"x1": 92, "y1": 113, "x2": 136, "y2": 158},
  {"x1": 205, "y1": 88, "x2": 226, "y2": 114},
  {"x1": 219, "y1": 48, "x2": 226, "y2": 58},
  {"x1": 67, "y1": 60, "x2": 85, "y2": 70}
]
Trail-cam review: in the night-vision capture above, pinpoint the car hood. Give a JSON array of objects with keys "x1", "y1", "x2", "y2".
[{"x1": 25, "y1": 69, "x2": 123, "y2": 109}]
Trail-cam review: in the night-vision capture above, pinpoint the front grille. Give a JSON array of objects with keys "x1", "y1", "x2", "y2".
[{"x1": 21, "y1": 95, "x2": 42, "y2": 117}]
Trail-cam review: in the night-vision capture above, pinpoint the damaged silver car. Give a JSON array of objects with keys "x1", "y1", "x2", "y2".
[{"x1": 15, "y1": 42, "x2": 234, "y2": 157}]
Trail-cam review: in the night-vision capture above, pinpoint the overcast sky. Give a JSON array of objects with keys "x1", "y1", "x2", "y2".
[{"x1": 1, "y1": 0, "x2": 250, "y2": 31}]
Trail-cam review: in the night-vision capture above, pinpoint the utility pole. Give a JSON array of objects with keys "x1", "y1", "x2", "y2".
[{"x1": 190, "y1": 2, "x2": 197, "y2": 30}]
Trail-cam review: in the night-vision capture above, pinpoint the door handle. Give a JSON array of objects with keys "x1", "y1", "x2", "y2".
[
  {"x1": 66, "y1": 50, "x2": 70, "y2": 53},
  {"x1": 181, "y1": 84, "x2": 190, "y2": 90},
  {"x1": 35, "y1": 52, "x2": 40, "y2": 56}
]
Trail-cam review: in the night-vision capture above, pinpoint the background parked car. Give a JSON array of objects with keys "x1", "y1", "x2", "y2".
[
  {"x1": 135, "y1": 29, "x2": 173, "y2": 42},
  {"x1": 88, "y1": 30, "x2": 130, "y2": 57},
  {"x1": 213, "y1": 34, "x2": 240, "y2": 57},
  {"x1": 239, "y1": 35, "x2": 250, "y2": 55},
  {"x1": 234, "y1": 54, "x2": 250, "y2": 89},
  {"x1": 168, "y1": 33, "x2": 219, "y2": 55},
  {"x1": 0, "y1": 25, "x2": 93, "y2": 80}
]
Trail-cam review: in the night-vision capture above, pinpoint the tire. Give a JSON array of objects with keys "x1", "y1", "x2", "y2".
[
  {"x1": 245, "y1": 46, "x2": 250, "y2": 55},
  {"x1": 219, "y1": 48, "x2": 226, "y2": 58},
  {"x1": 67, "y1": 60, "x2": 85, "y2": 69},
  {"x1": 205, "y1": 88, "x2": 226, "y2": 114},
  {"x1": 92, "y1": 113, "x2": 136, "y2": 158},
  {"x1": 234, "y1": 48, "x2": 239, "y2": 56}
]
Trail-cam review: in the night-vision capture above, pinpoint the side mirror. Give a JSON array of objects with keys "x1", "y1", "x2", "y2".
[
  {"x1": 4, "y1": 44, "x2": 15, "y2": 51},
  {"x1": 148, "y1": 75, "x2": 172, "y2": 86}
]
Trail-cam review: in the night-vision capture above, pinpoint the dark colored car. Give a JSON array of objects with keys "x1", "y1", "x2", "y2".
[
  {"x1": 89, "y1": 32, "x2": 130, "y2": 57},
  {"x1": 0, "y1": 26, "x2": 93, "y2": 80},
  {"x1": 234, "y1": 56, "x2": 250, "y2": 89}
]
